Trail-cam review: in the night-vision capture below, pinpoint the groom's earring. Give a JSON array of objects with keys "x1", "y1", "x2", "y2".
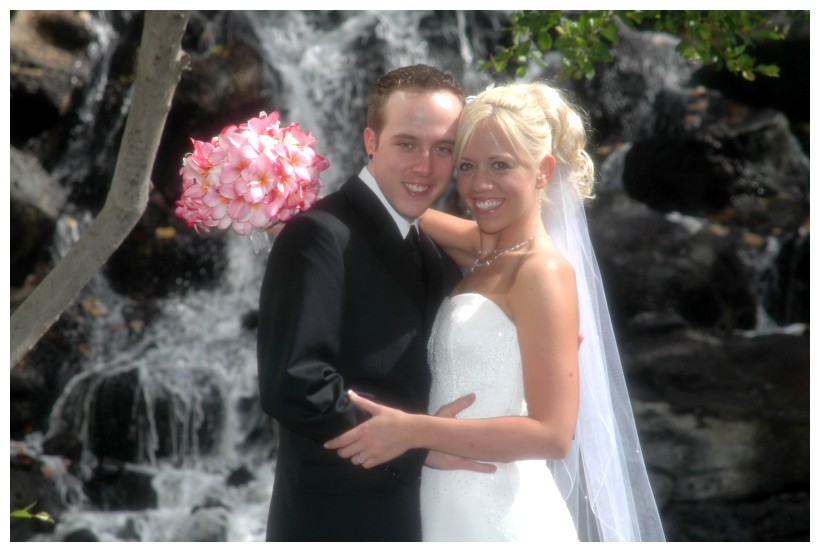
[{"x1": 368, "y1": 153, "x2": 374, "y2": 160}]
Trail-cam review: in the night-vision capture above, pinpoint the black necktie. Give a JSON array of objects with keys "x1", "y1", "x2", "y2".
[
  {"x1": 407, "y1": 226, "x2": 429, "y2": 299},
  {"x1": 406, "y1": 225, "x2": 423, "y2": 269}
]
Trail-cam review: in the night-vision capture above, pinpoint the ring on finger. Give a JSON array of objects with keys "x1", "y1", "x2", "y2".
[{"x1": 356, "y1": 453, "x2": 364, "y2": 465}]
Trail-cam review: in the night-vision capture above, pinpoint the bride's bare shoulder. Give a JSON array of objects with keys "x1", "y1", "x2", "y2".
[{"x1": 511, "y1": 240, "x2": 576, "y2": 306}]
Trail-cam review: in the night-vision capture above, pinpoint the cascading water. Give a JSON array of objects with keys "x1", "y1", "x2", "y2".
[
  {"x1": 25, "y1": 212, "x2": 274, "y2": 541},
  {"x1": 50, "y1": 12, "x2": 133, "y2": 199},
  {"x1": 20, "y1": 11, "x2": 498, "y2": 542}
]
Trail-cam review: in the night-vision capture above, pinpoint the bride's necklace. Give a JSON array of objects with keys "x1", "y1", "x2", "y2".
[{"x1": 470, "y1": 234, "x2": 543, "y2": 273}]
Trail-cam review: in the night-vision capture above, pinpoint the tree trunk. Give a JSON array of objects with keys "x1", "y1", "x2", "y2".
[{"x1": 10, "y1": 11, "x2": 191, "y2": 368}]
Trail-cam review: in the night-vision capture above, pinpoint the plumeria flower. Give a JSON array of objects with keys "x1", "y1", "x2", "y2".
[{"x1": 175, "y1": 111, "x2": 330, "y2": 236}]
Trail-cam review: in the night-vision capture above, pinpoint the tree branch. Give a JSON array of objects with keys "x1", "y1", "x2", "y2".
[{"x1": 11, "y1": 11, "x2": 191, "y2": 368}]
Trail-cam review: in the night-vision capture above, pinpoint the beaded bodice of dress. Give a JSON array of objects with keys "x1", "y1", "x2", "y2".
[
  {"x1": 421, "y1": 293, "x2": 579, "y2": 542},
  {"x1": 427, "y1": 293, "x2": 527, "y2": 419}
]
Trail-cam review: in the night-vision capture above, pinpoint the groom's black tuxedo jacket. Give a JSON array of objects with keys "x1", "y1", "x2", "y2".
[{"x1": 257, "y1": 176, "x2": 462, "y2": 541}]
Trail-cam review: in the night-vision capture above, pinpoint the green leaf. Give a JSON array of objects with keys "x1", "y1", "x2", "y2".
[
  {"x1": 10, "y1": 502, "x2": 55, "y2": 524},
  {"x1": 736, "y1": 53, "x2": 755, "y2": 66},
  {"x1": 600, "y1": 25, "x2": 619, "y2": 43},
  {"x1": 536, "y1": 30, "x2": 553, "y2": 51},
  {"x1": 756, "y1": 64, "x2": 780, "y2": 77}
]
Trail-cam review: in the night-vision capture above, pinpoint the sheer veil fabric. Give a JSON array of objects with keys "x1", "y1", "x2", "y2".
[{"x1": 543, "y1": 165, "x2": 665, "y2": 541}]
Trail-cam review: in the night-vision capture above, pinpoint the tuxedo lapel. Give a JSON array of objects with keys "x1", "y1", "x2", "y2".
[
  {"x1": 418, "y1": 228, "x2": 446, "y2": 327},
  {"x1": 341, "y1": 178, "x2": 427, "y2": 312},
  {"x1": 375, "y1": 228, "x2": 427, "y2": 307}
]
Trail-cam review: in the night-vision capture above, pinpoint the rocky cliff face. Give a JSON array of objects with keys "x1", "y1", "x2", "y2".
[{"x1": 10, "y1": 10, "x2": 809, "y2": 542}]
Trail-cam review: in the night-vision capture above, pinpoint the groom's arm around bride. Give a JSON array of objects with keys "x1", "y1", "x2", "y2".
[{"x1": 256, "y1": 64, "x2": 484, "y2": 542}]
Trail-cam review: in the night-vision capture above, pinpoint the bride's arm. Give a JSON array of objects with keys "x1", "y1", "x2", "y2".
[
  {"x1": 419, "y1": 208, "x2": 479, "y2": 269},
  {"x1": 324, "y1": 253, "x2": 581, "y2": 465}
]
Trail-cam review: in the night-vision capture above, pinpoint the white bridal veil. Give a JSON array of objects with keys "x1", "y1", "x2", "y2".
[{"x1": 543, "y1": 164, "x2": 666, "y2": 542}]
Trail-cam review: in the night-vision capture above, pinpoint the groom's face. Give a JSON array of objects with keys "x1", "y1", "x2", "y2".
[{"x1": 364, "y1": 89, "x2": 462, "y2": 222}]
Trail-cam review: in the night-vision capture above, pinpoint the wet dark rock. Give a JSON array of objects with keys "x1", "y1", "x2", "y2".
[
  {"x1": 42, "y1": 433, "x2": 84, "y2": 467},
  {"x1": 63, "y1": 528, "x2": 100, "y2": 542},
  {"x1": 149, "y1": 367, "x2": 226, "y2": 461},
  {"x1": 173, "y1": 505, "x2": 230, "y2": 541},
  {"x1": 589, "y1": 186, "x2": 758, "y2": 332},
  {"x1": 84, "y1": 459, "x2": 158, "y2": 511},
  {"x1": 10, "y1": 449, "x2": 63, "y2": 541},
  {"x1": 86, "y1": 370, "x2": 146, "y2": 462},
  {"x1": 10, "y1": 147, "x2": 67, "y2": 288},
  {"x1": 569, "y1": 24, "x2": 697, "y2": 144},
  {"x1": 10, "y1": 311, "x2": 88, "y2": 438},
  {"x1": 240, "y1": 309, "x2": 259, "y2": 330},
  {"x1": 761, "y1": 228, "x2": 810, "y2": 325},
  {"x1": 42, "y1": 364, "x2": 226, "y2": 467},
  {"x1": 236, "y1": 394, "x2": 278, "y2": 459},
  {"x1": 625, "y1": 329, "x2": 809, "y2": 418},
  {"x1": 9, "y1": 11, "x2": 93, "y2": 144},
  {"x1": 626, "y1": 328, "x2": 808, "y2": 537},
  {"x1": 623, "y1": 108, "x2": 808, "y2": 236},
  {"x1": 104, "y1": 200, "x2": 230, "y2": 299},
  {"x1": 662, "y1": 491, "x2": 809, "y2": 541},
  {"x1": 226, "y1": 465, "x2": 255, "y2": 487}
]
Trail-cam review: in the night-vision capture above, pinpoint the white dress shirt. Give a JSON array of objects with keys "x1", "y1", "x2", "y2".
[{"x1": 358, "y1": 167, "x2": 419, "y2": 239}]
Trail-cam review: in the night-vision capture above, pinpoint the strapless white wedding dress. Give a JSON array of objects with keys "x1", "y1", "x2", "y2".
[{"x1": 420, "y1": 293, "x2": 579, "y2": 542}]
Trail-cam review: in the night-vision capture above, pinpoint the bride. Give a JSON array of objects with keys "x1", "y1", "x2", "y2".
[{"x1": 325, "y1": 82, "x2": 665, "y2": 542}]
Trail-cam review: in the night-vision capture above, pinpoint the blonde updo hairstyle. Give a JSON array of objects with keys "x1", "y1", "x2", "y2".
[{"x1": 455, "y1": 82, "x2": 595, "y2": 201}]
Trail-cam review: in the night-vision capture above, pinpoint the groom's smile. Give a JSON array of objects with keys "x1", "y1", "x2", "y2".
[
  {"x1": 364, "y1": 89, "x2": 462, "y2": 222},
  {"x1": 403, "y1": 182, "x2": 433, "y2": 195}
]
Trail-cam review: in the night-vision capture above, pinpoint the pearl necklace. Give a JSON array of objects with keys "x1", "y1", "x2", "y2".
[{"x1": 470, "y1": 235, "x2": 543, "y2": 273}]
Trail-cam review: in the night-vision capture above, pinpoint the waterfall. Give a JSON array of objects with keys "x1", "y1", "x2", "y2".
[
  {"x1": 50, "y1": 12, "x2": 129, "y2": 194},
  {"x1": 21, "y1": 10, "x2": 498, "y2": 542},
  {"x1": 32, "y1": 220, "x2": 273, "y2": 541}
]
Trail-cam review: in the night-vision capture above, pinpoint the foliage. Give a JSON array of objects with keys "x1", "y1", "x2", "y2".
[
  {"x1": 481, "y1": 10, "x2": 800, "y2": 81},
  {"x1": 10, "y1": 502, "x2": 55, "y2": 524}
]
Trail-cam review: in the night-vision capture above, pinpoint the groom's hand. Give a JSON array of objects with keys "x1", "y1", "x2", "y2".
[{"x1": 425, "y1": 393, "x2": 496, "y2": 473}]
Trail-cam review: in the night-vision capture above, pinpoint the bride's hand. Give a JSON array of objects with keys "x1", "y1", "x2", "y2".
[{"x1": 324, "y1": 390, "x2": 414, "y2": 468}]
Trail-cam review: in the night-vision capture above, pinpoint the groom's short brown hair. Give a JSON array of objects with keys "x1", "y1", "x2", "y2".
[{"x1": 366, "y1": 64, "x2": 465, "y2": 135}]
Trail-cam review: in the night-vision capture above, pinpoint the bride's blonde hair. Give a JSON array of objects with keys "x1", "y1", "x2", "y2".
[{"x1": 455, "y1": 82, "x2": 595, "y2": 201}]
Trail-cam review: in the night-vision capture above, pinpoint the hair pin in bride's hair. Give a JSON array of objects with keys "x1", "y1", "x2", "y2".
[{"x1": 466, "y1": 83, "x2": 497, "y2": 104}]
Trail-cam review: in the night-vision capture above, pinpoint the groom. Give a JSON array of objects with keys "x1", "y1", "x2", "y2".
[{"x1": 257, "y1": 65, "x2": 484, "y2": 541}]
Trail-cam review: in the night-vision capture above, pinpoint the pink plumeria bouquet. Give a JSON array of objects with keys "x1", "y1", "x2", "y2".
[{"x1": 175, "y1": 111, "x2": 330, "y2": 238}]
